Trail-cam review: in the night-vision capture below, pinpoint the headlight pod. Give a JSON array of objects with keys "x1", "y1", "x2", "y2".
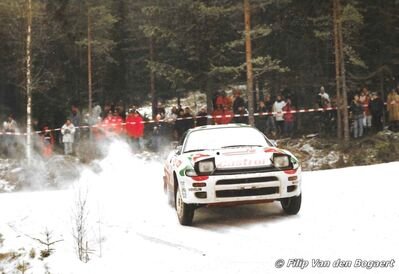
[
  {"x1": 273, "y1": 154, "x2": 291, "y2": 168},
  {"x1": 194, "y1": 159, "x2": 215, "y2": 175}
]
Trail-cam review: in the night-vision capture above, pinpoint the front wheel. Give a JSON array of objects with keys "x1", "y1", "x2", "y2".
[
  {"x1": 281, "y1": 193, "x2": 302, "y2": 215},
  {"x1": 175, "y1": 187, "x2": 195, "y2": 226}
]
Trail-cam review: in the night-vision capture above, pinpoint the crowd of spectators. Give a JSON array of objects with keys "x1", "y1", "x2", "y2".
[{"x1": 2, "y1": 85, "x2": 399, "y2": 157}]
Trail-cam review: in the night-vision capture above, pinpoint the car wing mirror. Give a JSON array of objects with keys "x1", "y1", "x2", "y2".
[{"x1": 176, "y1": 145, "x2": 182, "y2": 155}]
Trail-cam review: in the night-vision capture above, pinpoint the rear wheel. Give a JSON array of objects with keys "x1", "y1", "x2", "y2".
[
  {"x1": 175, "y1": 187, "x2": 195, "y2": 226},
  {"x1": 281, "y1": 193, "x2": 302, "y2": 215}
]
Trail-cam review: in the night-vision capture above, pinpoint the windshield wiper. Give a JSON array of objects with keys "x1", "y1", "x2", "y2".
[
  {"x1": 221, "y1": 145, "x2": 262, "y2": 149},
  {"x1": 184, "y1": 149, "x2": 207, "y2": 153}
]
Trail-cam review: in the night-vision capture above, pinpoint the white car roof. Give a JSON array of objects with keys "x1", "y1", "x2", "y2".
[{"x1": 188, "y1": 124, "x2": 250, "y2": 133}]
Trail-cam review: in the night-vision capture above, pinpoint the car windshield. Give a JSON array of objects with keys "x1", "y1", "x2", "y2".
[{"x1": 183, "y1": 127, "x2": 272, "y2": 152}]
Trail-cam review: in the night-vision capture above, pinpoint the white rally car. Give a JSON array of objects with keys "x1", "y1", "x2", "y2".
[{"x1": 163, "y1": 124, "x2": 302, "y2": 225}]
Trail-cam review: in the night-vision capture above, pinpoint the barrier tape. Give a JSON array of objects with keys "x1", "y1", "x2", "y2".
[{"x1": 0, "y1": 102, "x2": 393, "y2": 136}]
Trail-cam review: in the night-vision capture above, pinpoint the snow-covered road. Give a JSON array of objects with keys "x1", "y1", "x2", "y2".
[{"x1": 1, "y1": 140, "x2": 398, "y2": 274}]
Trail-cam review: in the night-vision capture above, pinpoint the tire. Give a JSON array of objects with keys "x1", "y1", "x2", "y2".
[
  {"x1": 166, "y1": 182, "x2": 174, "y2": 207},
  {"x1": 175, "y1": 187, "x2": 195, "y2": 226},
  {"x1": 281, "y1": 193, "x2": 302, "y2": 215}
]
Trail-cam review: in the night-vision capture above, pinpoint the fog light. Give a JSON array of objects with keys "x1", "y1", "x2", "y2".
[
  {"x1": 193, "y1": 182, "x2": 207, "y2": 187},
  {"x1": 287, "y1": 186, "x2": 297, "y2": 192},
  {"x1": 195, "y1": 192, "x2": 207, "y2": 199},
  {"x1": 288, "y1": 176, "x2": 298, "y2": 181}
]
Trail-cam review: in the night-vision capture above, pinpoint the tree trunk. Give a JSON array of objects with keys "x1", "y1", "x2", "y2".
[
  {"x1": 243, "y1": 0, "x2": 255, "y2": 126},
  {"x1": 333, "y1": 0, "x2": 342, "y2": 140},
  {"x1": 336, "y1": 0, "x2": 350, "y2": 143},
  {"x1": 87, "y1": 10, "x2": 93, "y2": 114},
  {"x1": 149, "y1": 36, "x2": 156, "y2": 118},
  {"x1": 26, "y1": 0, "x2": 32, "y2": 164}
]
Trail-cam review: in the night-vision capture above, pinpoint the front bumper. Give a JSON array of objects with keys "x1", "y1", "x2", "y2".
[{"x1": 179, "y1": 169, "x2": 301, "y2": 205}]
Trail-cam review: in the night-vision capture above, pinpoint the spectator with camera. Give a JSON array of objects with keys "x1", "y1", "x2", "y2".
[{"x1": 61, "y1": 118, "x2": 76, "y2": 155}]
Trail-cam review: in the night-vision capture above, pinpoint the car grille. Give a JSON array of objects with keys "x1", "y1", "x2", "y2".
[
  {"x1": 216, "y1": 187, "x2": 279, "y2": 198},
  {"x1": 216, "y1": 176, "x2": 278, "y2": 185},
  {"x1": 212, "y1": 167, "x2": 277, "y2": 175}
]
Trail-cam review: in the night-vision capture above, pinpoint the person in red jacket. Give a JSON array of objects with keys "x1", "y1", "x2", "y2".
[
  {"x1": 220, "y1": 105, "x2": 234, "y2": 124},
  {"x1": 41, "y1": 126, "x2": 54, "y2": 158},
  {"x1": 212, "y1": 104, "x2": 224, "y2": 125},
  {"x1": 126, "y1": 110, "x2": 144, "y2": 150},
  {"x1": 283, "y1": 98, "x2": 295, "y2": 138},
  {"x1": 101, "y1": 110, "x2": 114, "y2": 137},
  {"x1": 102, "y1": 110, "x2": 124, "y2": 137},
  {"x1": 111, "y1": 110, "x2": 124, "y2": 135}
]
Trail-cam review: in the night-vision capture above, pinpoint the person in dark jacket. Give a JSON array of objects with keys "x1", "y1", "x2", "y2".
[
  {"x1": 175, "y1": 109, "x2": 186, "y2": 140},
  {"x1": 264, "y1": 94, "x2": 276, "y2": 137},
  {"x1": 256, "y1": 100, "x2": 267, "y2": 133},
  {"x1": 152, "y1": 114, "x2": 164, "y2": 151},
  {"x1": 232, "y1": 90, "x2": 246, "y2": 123},
  {"x1": 195, "y1": 107, "x2": 208, "y2": 127},
  {"x1": 182, "y1": 107, "x2": 194, "y2": 131},
  {"x1": 350, "y1": 94, "x2": 364, "y2": 138},
  {"x1": 368, "y1": 92, "x2": 384, "y2": 132}
]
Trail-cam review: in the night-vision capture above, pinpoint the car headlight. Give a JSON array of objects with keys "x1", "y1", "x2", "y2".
[
  {"x1": 198, "y1": 160, "x2": 215, "y2": 173},
  {"x1": 273, "y1": 155, "x2": 290, "y2": 168}
]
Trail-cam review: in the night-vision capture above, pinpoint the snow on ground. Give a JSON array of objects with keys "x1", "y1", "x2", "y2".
[{"x1": 1, "y1": 140, "x2": 398, "y2": 273}]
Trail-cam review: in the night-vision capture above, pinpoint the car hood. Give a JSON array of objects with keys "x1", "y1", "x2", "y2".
[{"x1": 184, "y1": 146, "x2": 294, "y2": 169}]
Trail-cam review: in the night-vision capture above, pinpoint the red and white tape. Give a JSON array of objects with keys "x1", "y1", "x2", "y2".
[{"x1": 0, "y1": 103, "x2": 389, "y2": 136}]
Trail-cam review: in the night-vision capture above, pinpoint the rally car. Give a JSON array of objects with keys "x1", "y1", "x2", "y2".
[{"x1": 163, "y1": 124, "x2": 302, "y2": 225}]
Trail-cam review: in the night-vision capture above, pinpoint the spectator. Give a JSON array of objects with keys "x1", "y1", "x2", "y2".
[
  {"x1": 212, "y1": 104, "x2": 224, "y2": 125},
  {"x1": 318, "y1": 86, "x2": 331, "y2": 107},
  {"x1": 126, "y1": 109, "x2": 144, "y2": 151},
  {"x1": 155, "y1": 102, "x2": 166, "y2": 119},
  {"x1": 369, "y1": 92, "x2": 384, "y2": 132},
  {"x1": 283, "y1": 98, "x2": 295, "y2": 138},
  {"x1": 350, "y1": 94, "x2": 364, "y2": 138},
  {"x1": 2, "y1": 114, "x2": 18, "y2": 156},
  {"x1": 264, "y1": 94, "x2": 276, "y2": 137},
  {"x1": 175, "y1": 108, "x2": 186, "y2": 140},
  {"x1": 256, "y1": 100, "x2": 267, "y2": 133},
  {"x1": 3, "y1": 114, "x2": 18, "y2": 133},
  {"x1": 61, "y1": 119, "x2": 76, "y2": 155},
  {"x1": 170, "y1": 106, "x2": 179, "y2": 117},
  {"x1": 232, "y1": 90, "x2": 246, "y2": 123},
  {"x1": 152, "y1": 114, "x2": 164, "y2": 151},
  {"x1": 165, "y1": 106, "x2": 179, "y2": 140},
  {"x1": 181, "y1": 107, "x2": 194, "y2": 134},
  {"x1": 71, "y1": 105, "x2": 80, "y2": 141},
  {"x1": 221, "y1": 106, "x2": 234, "y2": 124},
  {"x1": 111, "y1": 110, "x2": 124, "y2": 135},
  {"x1": 387, "y1": 88, "x2": 399, "y2": 132},
  {"x1": 273, "y1": 95, "x2": 286, "y2": 137},
  {"x1": 359, "y1": 88, "x2": 371, "y2": 134},
  {"x1": 41, "y1": 126, "x2": 54, "y2": 158},
  {"x1": 195, "y1": 107, "x2": 208, "y2": 127},
  {"x1": 215, "y1": 91, "x2": 228, "y2": 107},
  {"x1": 101, "y1": 110, "x2": 114, "y2": 136}
]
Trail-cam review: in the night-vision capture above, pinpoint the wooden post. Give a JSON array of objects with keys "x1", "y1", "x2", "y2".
[
  {"x1": 333, "y1": 0, "x2": 342, "y2": 140},
  {"x1": 336, "y1": 0, "x2": 350, "y2": 142}
]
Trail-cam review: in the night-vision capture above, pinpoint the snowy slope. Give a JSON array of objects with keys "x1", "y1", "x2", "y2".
[{"x1": 1, "y1": 140, "x2": 398, "y2": 274}]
